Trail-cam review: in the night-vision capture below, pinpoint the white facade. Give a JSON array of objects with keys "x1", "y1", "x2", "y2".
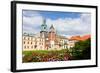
[{"x1": 23, "y1": 35, "x2": 46, "y2": 51}]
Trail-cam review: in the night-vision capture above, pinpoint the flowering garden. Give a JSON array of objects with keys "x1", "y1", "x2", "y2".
[{"x1": 22, "y1": 49, "x2": 72, "y2": 63}]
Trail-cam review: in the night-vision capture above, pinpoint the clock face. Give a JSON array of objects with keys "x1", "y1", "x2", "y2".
[
  {"x1": 41, "y1": 25, "x2": 47, "y2": 31},
  {"x1": 44, "y1": 26, "x2": 46, "y2": 29}
]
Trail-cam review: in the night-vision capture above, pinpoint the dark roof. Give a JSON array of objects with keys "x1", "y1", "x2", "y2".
[
  {"x1": 23, "y1": 33, "x2": 35, "y2": 37},
  {"x1": 50, "y1": 24, "x2": 54, "y2": 29}
]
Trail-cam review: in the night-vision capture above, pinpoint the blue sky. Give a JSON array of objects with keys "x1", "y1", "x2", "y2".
[
  {"x1": 38, "y1": 11, "x2": 81, "y2": 20},
  {"x1": 22, "y1": 10, "x2": 91, "y2": 37},
  {"x1": 23, "y1": 10, "x2": 81, "y2": 19}
]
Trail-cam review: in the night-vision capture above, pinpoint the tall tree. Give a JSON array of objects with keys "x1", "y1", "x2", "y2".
[{"x1": 71, "y1": 38, "x2": 91, "y2": 60}]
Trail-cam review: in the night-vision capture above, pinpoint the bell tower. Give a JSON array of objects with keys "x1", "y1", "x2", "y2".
[
  {"x1": 41, "y1": 19, "x2": 47, "y2": 32},
  {"x1": 40, "y1": 19, "x2": 48, "y2": 38},
  {"x1": 48, "y1": 24, "x2": 56, "y2": 48}
]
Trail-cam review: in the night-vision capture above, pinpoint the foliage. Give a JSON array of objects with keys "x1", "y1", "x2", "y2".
[{"x1": 70, "y1": 38, "x2": 91, "y2": 60}]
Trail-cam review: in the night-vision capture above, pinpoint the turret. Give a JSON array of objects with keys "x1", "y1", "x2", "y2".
[{"x1": 40, "y1": 19, "x2": 48, "y2": 38}]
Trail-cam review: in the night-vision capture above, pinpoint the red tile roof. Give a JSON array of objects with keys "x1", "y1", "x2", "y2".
[
  {"x1": 70, "y1": 36, "x2": 82, "y2": 41},
  {"x1": 69, "y1": 34, "x2": 91, "y2": 41},
  {"x1": 81, "y1": 34, "x2": 91, "y2": 41}
]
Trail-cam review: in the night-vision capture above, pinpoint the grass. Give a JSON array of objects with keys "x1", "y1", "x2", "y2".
[{"x1": 23, "y1": 49, "x2": 69, "y2": 55}]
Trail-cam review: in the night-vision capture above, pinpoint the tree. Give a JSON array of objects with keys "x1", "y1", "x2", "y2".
[{"x1": 71, "y1": 38, "x2": 91, "y2": 60}]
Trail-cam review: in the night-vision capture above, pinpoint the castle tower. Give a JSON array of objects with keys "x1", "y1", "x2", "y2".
[
  {"x1": 40, "y1": 19, "x2": 48, "y2": 38},
  {"x1": 40, "y1": 19, "x2": 48, "y2": 50},
  {"x1": 49, "y1": 24, "x2": 56, "y2": 49}
]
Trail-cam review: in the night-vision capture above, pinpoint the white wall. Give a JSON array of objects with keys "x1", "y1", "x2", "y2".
[{"x1": 0, "y1": 0, "x2": 99, "y2": 73}]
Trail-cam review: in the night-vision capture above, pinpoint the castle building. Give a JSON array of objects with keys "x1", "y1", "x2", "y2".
[
  {"x1": 48, "y1": 24, "x2": 56, "y2": 49},
  {"x1": 23, "y1": 19, "x2": 69, "y2": 51}
]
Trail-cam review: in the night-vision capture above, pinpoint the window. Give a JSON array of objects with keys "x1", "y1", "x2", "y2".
[
  {"x1": 31, "y1": 42, "x2": 32, "y2": 44},
  {"x1": 31, "y1": 46, "x2": 33, "y2": 48},
  {"x1": 24, "y1": 37, "x2": 26, "y2": 40},
  {"x1": 27, "y1": 42, "x2": 29, "y2": 44},
  {"x1": 34, "y1": 45, "x2": 37, "y2": 48},
  {"x1": 23, "y1": 41, "x2": 25, "y2": 44},
  {"x1": 28, "y1": 37, "x2": 30, "y2": 40},
  {"x1": 27, "y1": 46, "x2": 29, "y2": 48}
]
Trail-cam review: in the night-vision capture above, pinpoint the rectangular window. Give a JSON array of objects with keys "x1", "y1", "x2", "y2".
[
  {"x1": 27, "y1": 42, "x2": 29, "y2": 44},
  {"x1": 28, "y1": 37, "x2": 30, "y2": 40},
  {"x1": 31, "y1": 46, "x2": 33, "y2": 48},
  {"x1": 24, "y1": 41, "x2": 25, "y2": 44},
  {"x1": 31, "y1": 42, "x2": 32, "y2": 44}
]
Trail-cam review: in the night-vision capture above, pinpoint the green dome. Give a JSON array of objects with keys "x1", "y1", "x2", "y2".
[{"x1": 41, "y1": 19, "x2": 47, "y2": 31}]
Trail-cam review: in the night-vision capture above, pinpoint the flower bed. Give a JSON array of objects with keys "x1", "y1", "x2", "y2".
[{"x1": 22, "y1": 49, "x2": 72, "y2": 63}]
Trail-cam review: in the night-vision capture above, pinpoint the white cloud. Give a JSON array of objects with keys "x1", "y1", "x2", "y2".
[
  {"x1": 23, "y1": 11, "x2": 44, "y2": 34},
  {"x1": 23, "y1": 16, "x2": 43, "y2": 26},
  {"x1": 23, "y1": 11, "x2": 91, "y2": 37},
  {"x1": 23, "y1": 10, "x2": 41, "y2": 17},
  {"x1": 46, "y1": 13, "x2": 91, "y2": 37}
]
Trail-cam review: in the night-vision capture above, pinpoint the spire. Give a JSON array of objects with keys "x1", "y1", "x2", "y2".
[
  {"x1": 41, "y1": 18, "x2": 47, "y2": 32},
  {"x1": 49, "y1": 24, "x2": 55, "y2": 33},
  {"x1": 50, "y1": 24, "x2": 54, "y2": 29},
  {"x1": 43, "y1": 18, "x2": 46, "y2": 24}
]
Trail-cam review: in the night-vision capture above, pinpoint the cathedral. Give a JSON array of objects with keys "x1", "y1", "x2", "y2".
[{"x1": 23, "y1": 19, "x2": 68, "y2": 50}]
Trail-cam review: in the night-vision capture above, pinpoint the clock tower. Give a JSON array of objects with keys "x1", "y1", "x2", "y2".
[{"x1": 40, "y1": 19, "x2": 48, "y2": 38}]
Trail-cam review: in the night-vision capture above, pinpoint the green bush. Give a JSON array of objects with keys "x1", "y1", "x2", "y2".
[{"x1": 70, "y1": 38, "x2": 91, "y2": 60}]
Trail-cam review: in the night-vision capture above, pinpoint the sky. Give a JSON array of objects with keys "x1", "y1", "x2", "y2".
[{"x1": 22, "y1": 10, "x2": 91, "y2": 37}]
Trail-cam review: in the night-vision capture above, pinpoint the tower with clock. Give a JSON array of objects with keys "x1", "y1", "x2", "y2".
[{"x1": 40, "y1": 19, "x2": 48, "y2": 38}]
